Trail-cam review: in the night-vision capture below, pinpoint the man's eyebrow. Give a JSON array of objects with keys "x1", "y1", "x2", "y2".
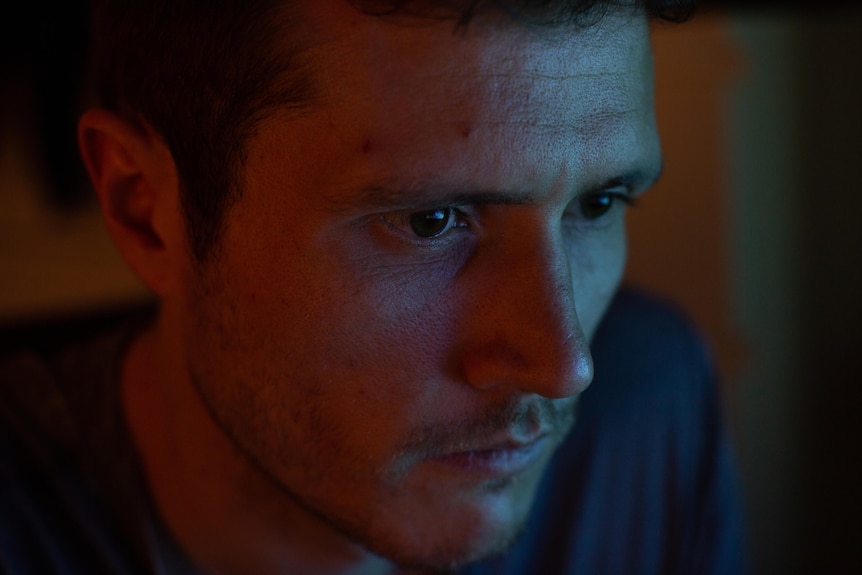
[
  {"x1": 617, "y1": 161, "x2": 664, "y2": 194},
  {"x1": 329, "y1": 164, "x2": 664, "y2": 213},
  {"x1": 647, "y1": 161, "x2": 665, "y2": 189},
  {"x1": 326, "y1": 183, "x2": 540, "y2": 213}
]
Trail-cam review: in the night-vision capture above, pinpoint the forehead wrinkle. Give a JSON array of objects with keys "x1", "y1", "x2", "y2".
[
  {"x1": 455, "y1": 105, "x2": 645, "y2": 134},
  {"x1": 436, "y1": 58, "x2": 649, "y2": 119},
  {"x1": 446, "y1": 70, "x2": 646, "y2": 115},
  {"x1": 444, "y1": 64, "x2": 642, "y2": 80},
  {"x1": 430, "y1": 74, "x2": 647, "y2": 140},
  {"x1": 306, "y1": 10, "x2": 652, "y2": 134},
  {"x1": 290, "y1": 5, "x2": 657, "y2": 209}
]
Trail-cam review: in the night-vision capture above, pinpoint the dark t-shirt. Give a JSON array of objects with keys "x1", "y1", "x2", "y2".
[{"x1": 0, "y1": 289, "x2": 746, "y2": 574}]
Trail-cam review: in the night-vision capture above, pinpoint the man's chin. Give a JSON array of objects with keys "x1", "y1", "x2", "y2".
[
  {"x1": 370, "y1": 514, "x2": 528, "y2": 574},
  {"x1": 355, "y1": 480, "x2": 540, "y2": 573},
  {"x1": 360, "y1": 438, "x2": 559, "y2": 571}
]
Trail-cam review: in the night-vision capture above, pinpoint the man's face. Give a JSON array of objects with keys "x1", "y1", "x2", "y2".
[{"x1": 180, "y1": 3, "x2": 659, "y2": 570}]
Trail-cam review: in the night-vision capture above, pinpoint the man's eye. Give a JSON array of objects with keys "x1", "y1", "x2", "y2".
[
  {"x1": 410, "y1": 208, "x2": 454, "y2": 238},
  {"x1": 578, "y1": 191, "x2": 633, "y2": 220},
  {"x1": 383, "y1": 207, "x2": 464, "y2": 239}
]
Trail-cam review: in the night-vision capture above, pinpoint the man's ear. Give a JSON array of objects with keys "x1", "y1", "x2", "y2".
[{"x1": 78, "y1": 109, "x2": 183, "y2": 296}]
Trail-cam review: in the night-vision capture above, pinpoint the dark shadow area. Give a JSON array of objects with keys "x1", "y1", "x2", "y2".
[
  {"x1": 1, "y1": 0, "x2": 91, "y2": 211},
  {"x1": 704, "y1": 1, "x2": 862, "y2": 573},
  {"x1": 796, "y1": 12, "x2": 862, "y2": 574},
  {"x1": 0, "y1": 297, "x2": 156, "y2": 358}
]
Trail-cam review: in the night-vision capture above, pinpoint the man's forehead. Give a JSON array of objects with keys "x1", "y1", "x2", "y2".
[
  {"x1": 341, "y1": 0, "x2": 646, "y2": 30},
  {"x1": 296, "y1": 2, "x2": 652, "y2": 110},
  {"x1": 248, "y1": 1, "x2": 658, "y2": 204},
  {"x1": 296, "y1": 0, "x2": 651, "y2": 72}
]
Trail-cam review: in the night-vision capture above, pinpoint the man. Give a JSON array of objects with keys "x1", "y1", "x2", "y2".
[{"x1": 0, "y1": 0, "x2": 744, "y2": 573}]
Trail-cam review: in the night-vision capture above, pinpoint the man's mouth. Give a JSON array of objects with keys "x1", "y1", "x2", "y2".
[
  {"x1": 389, "y1": 396, "x2": 577, "y2": 482},
  {"x1": 427, "y1": 434, "x2": 550, "y2": 479}
]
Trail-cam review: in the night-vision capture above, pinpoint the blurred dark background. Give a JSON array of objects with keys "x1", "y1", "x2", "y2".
[
  {"x1": 632, "y1": 2, "x2": 862, "y2": 573},
  {"x1": 0, "y1": 0, "x2": 90, "y2": 211},
  {"x1": 1, "y1": 1, "x2": 860, "y2": 574}
]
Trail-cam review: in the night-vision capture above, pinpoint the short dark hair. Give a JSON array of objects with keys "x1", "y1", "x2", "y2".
[{"x1": 89, "y1": 0, "x2": 696, "y2": 264}]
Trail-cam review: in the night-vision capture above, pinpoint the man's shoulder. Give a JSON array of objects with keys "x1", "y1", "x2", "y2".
[
  {"x1": 594, "y1": 286, "x2": 713, "y2": 370},
  {"x1": 0, "y1": 298, "x2": 156, "y2": 465},
  {"x1": 0, "y1": 299, "x2": 158, "y2": 359},
  {"x1": 0, "y1": 300, "x2": 158, "y2": 575}
]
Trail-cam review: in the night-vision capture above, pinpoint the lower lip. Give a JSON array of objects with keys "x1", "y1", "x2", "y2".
[{"x1": 429, "y1": 437, "x2": 548, "y2": 478}]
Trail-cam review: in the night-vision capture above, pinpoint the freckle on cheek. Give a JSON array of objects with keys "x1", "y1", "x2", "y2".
[
  {"x1": 459, "y1": 125, "x2": 472, "y2": 139},
  {"x1": 361, "y1": 138, "x2": 374, "y2": 154}
]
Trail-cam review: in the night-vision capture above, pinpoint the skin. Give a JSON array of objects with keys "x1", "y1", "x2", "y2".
[{"x1": 79, "y1": 2, "x2": 661, "y2": 574}]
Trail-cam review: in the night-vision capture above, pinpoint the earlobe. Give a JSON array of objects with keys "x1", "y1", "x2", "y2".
[{"x1": 78, "y1": 109, "x2": 181, "y2": 295}]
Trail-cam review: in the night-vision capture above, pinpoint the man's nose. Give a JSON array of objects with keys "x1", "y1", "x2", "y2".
[{"x1": 457, "y1": 222, "x2": 594, "y2": 399}]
